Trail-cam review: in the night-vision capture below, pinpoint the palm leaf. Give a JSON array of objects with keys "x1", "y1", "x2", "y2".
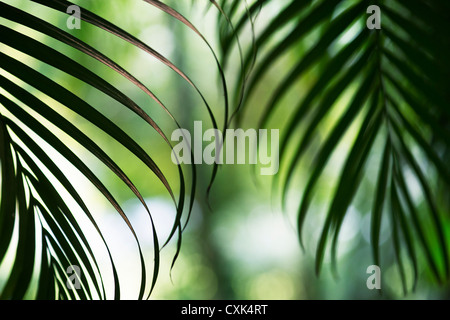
[
  {"x1": 225, "y1": 0, "x2": 450, "y2": 291},
  {"x1": 0, "y1": 0, "x2": 225, "y2": 299}
]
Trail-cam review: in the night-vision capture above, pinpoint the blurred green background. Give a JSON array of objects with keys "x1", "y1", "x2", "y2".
[{"x1": 1, "y1": 0, "x2": 449, "y2": 300}]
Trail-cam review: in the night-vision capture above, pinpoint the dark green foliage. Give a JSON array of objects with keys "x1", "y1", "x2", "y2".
[{"x1": 224, "y1": 0, "x2": 450, "y2": 291}]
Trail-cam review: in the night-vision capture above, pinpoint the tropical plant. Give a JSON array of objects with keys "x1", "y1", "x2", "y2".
[
  {"x1": 220, "y1": 0, "x2": 450, "y2": 293},
  {"x1": 0, "y1": 0, "x2": 449, "y2": 299},
  {"x1": 0, "y1": 0, "x2": 212, "y2": 299}
]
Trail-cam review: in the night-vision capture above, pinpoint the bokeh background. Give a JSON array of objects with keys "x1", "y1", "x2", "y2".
[{"x1": 1, "y1": 0, "x2": 449, "y2": 300}]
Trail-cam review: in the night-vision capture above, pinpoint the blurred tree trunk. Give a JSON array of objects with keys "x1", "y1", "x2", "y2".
[{"x1": 169, "y1": 9, "x2": 235, "y2": 299}]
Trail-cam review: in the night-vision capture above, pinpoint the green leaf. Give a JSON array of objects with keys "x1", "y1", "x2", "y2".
[
  {"x1": 315, "y1": 97, "x2": 383, "y2": 275},
  {"x1": 0, "y1": 158, "x2": 35, "y2": 300},
  {"x1": 389, "y1": 116, "x2": 449, "y2": 279},
  {"x1": 390, "y1": 177, "x2": 419, "y2": 292},
  {"x1": 371, "y1": 138, "x2": 391, "y2": 268},
  {"x1": 0, "y1": 117, "x2": 16, "y2": 265}
]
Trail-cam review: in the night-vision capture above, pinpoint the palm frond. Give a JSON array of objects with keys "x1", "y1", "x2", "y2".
[
  {"x1": 226, "y1": 0, "x2": 450, "y2": 291},
  {"x1": 0, "y1": 0, "x2": 224, "y2": 299}
]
